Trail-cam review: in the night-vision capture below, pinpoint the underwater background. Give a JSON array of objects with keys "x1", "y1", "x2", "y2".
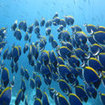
[{"x1": 0, "y1": 0, "x2": 105, "y2": 105}]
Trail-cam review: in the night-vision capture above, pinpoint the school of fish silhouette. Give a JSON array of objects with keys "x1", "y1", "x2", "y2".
[{"x1": 0, "y1": 12, "x2": 105, "y2": 105}]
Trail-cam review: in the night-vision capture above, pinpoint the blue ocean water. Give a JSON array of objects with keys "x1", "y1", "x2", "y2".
[{"x1": 0, "y1": 0, "x2": 105, "y2": 105}]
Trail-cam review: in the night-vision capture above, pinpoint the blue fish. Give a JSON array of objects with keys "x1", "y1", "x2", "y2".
[
  {"x1": 1, "y1": 67, "x2": 9, "y2": 87},
  {"x1": 0, "y1": 87, "x2": 12, "y2": 105},
  {"x1": 68, "y1": 93, "x2": 83, "y2": 105}
]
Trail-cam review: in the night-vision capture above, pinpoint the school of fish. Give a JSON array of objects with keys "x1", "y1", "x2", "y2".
[{"x1": 0, "y1": 12, "x2": 105, "y2": 105}]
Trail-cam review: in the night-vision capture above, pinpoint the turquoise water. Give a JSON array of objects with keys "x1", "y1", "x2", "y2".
[{"x1": 0, "y1": 0, "x2": 105, "y2": 105}]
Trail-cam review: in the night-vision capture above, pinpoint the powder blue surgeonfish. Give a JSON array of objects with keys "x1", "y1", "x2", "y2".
[
  {"x1": 40, "y1": 50, "x2": 49, "y2": 65},
  {"x1": 58, "y1": 79, "x2": 72, "y2": 95},
  {"x1": 75, "y1": 85, "x2": 88, "y2": 102},
  {"x1": 45, "y1": 20, "x2": 52, "y2": 28},
  {"x1": 75, "y1": 48, "x2": 88, "y2": 60},
  {"x1": 84, "y1": 24, "x2": 97, "y2": 34},
  {"x1": 51, "y1": 40, "x2": 58, "y2": 48},
  {"x1": 18, "y1": 21, "x2": 27, "y2": 32},
  {"x1": 12, "y1": 46, "x2": 20, "y2": 63},
  {"x1": 68, "y1": 55, "x2": 80, "y2": 68},
  {"x1": 14, "y1": 29, "x2": 22, "y2": 40},
  {"x1": 83, "y1": 66, "x2": 101, "y2": 89},
  {"x1": 40, "y1": 64, "x2": 51, "y2": 77},
  {"x1": 24, "y1": 32, "x2": 29, "y2": 41},
  {"x1": 30, "y1": 78, "x2": 35, "y2": 89},
  {"x1": 90, "y1": 43, "x2": 104, "y2": 56},
  {"x1": 35, "y1": 75, "x2": 42, "y2": 88},
  {"x1": 87, "y1": 57, "x2": 103, "y2": 72},
  {"x1": 68, "y1": 93, "x2": 83, "y2": 105},
  {"x1": 20, "y1": 79, "x2": 26, "y2": 93},
  {"x1": 57, "y1": 56, "x2": 65, "y2": 65},
  {"x1": 24, "y1": 69, "x2": 29, "y2": 80},
  {"x1": 58, "y1": 46, "x2": 72, "y2": 59},
  {"x1": 3, "y1": 48, "x2": 9, "y2": 60},
  {"x1": 58, "y1": 65, "x2": 71, "y2": 80},
  {"x1": 15, "y1": 89, "x2": 24, "y2": 105},
  {"x1": 49, "y1": 34, "x2": 54, "y2": 43},
  {"x1": 0, "y1": 87, "x2": 12, "y2": 105},
  {"x1": 42, "y1": 92, "x2": 50, "y2": 105},
  {"x1": 46, "y1": 27, "x2": 51, "y2": 36},
  {"x1": 71, "y1": 25, "x2": 82, "y2": 33},
  {"x1": 11, "y1": 20, "x2": 17, "y2": 31},
  {"x1": 91, "y1": 31, "x2": 105, "y2": 45},
  {"x1": 27, "y1": 24, "x2": 33, "y2": 33},
  {"x1": 34, "y1": 19, "x2": 39, "y2": 27},
  {"x1": 58, "y1": 30, "x2": 71, "y2": 42},
  {"x1": 1, "y1": 67, "x2": 9, "y2": 87},
  {"x1": 74, "y1": 31, "x2": 87, "y2": 45},
  {"x1": 40, "y1": 17, "x2": 45, "y2": 27},
  {"x1": 56, "y1": 92, "x2": 69, "y2": 105},
  {"x1": 34, "y1": 97, "x2": 42, "y2": 105},
  {"x1": 53, "y1": 16, "x2": 60, "y2": 26},
  {"x1": 64, "y1": 16, "x2": 74, "y2": 25}
]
